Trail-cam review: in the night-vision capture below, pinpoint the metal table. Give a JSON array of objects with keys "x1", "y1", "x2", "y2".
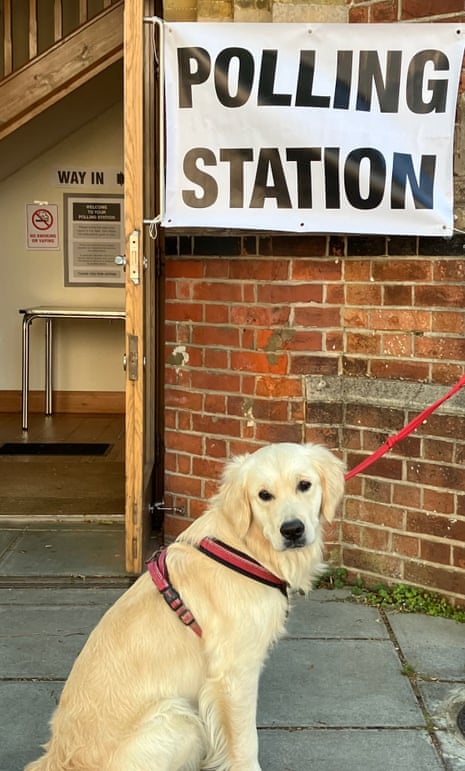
[{"x1": 19, "y1": 306, "x2": 125, "y2": 431}]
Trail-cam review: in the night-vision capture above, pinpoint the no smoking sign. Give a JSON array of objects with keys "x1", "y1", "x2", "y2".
[{"x1": 26, "y1": 203, "x2": 59, "y2": 249}]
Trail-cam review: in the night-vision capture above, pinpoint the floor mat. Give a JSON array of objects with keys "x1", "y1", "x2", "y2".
[{"x1": 0, "y1": 442, "x2": 111, "y2": 456}]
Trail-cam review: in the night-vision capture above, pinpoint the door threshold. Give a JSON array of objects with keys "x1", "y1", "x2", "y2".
[{"x1": 0, "y1": 514, "x2": 125, "y2": 525}]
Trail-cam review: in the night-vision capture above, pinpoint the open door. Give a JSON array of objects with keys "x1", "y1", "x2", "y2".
[{"x1": 123, "y1": 0, "x2": 163, "y2": 574}]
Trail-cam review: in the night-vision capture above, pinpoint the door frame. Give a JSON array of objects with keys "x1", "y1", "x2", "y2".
[{"x1": 123, "y1": 0, "x2": 163, "y2": 574}]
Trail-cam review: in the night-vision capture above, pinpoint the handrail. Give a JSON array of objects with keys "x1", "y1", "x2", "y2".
[{"x1": 1, "y1": 0, "x2": 117, "y2": 80}]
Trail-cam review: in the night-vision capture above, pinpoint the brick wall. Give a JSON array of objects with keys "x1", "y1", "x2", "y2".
[{"x1": 162, "y1": 1, "x2": 465, "y2": 605}]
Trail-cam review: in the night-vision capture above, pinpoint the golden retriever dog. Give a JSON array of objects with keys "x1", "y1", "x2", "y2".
[{"x1": 25, "y1": 442, "x2": 344, "y2": 771}]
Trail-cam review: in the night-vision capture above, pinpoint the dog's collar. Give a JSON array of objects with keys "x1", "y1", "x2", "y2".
[
  {"x1": 147, "y1": 549, "x2": 202, "y2": 637},
  {"x1": 197, "y1": 537, "x2": 288, "y2": 597}
]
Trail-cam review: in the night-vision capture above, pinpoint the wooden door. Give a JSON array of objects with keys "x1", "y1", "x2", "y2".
[{"x1": 123, "y1": 0, "x2": 163, "y2": 574}]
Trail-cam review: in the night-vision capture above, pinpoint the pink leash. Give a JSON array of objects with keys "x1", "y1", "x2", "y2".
[{"x1": 345, "y1": 373, "x2": 465, "y2": 481}]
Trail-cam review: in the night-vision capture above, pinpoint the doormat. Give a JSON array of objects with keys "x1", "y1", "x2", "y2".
[{"x1": 0, "y1": 442, "x2": 111, "y2": 456}]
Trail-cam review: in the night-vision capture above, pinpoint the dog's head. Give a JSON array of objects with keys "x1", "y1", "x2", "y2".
[{"x1": 215, "y1": 442, "x2": 345, "y2": 553}]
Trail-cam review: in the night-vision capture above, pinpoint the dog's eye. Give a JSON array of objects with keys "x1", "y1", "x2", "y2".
[
  {"x1": 258, "y1": 489, "x2": 274, "y2": 502},
  {"x1": 297, "y1": 480, "x2": 312, "y2": 493}
]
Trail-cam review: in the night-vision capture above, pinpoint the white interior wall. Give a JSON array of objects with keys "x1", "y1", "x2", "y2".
[{"x1": 0, "y1": 101, "x2": 125, "y2": 393}]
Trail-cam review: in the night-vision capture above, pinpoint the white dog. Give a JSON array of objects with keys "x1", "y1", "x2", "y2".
[{"x1": 25, "y1": 442, "x2": 345, "y2": 771}]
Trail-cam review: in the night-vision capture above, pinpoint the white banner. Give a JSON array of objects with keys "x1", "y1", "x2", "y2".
[{"x1": 163, "y1": 23, "x2": 465, "y2": 235}]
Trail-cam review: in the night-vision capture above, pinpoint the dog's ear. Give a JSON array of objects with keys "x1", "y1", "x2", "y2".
[
  {"x1": 306, "y1": 445, "x2": 345, "y2": 522},
  {"x1": 213, "y1": 453, "x2": 252, "y2": 539}
]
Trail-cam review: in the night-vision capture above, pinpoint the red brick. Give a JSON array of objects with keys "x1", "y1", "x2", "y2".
[
  {"x1": 292, "y1": 259, "x2": 342, "y2": 282},
  {"x1": 257, "y1": 283, "x2": 322, "y2": 304},
  {"x1": 343, "y1": 308, "x2": 370, "y2": 328},
  {"x1": 326, "y1": 284, "x2": 345, "y2": 305},
  {"x1": 191, "y1": 370, "x2": 241, "y2": 392},
  {"x1": 407, "y1": 460, "x2": 465, "y2": 490},
  {"x1": 192, "y1": 325, "x2": 240, "y2": 348},
  {"x1": 193, "y1": 282, "x2": 243, "y2": 302},
  {"x1": 345, "y1": 404, "x2": 404, "y2": 431},
  {"x1": 165, "y1": 429, "x2": 203, "y2": 456},
  {"x1": 205, "y1": 304, "x2": 230, "y2": 324},
  {"x1": 290, "y1": 355, "x2": 339, "y2": 376},
  {"x1": 433, "y1": 259, "x2": 465, "y2": 282},
  {"x1": 204, "y1": 349, "x2": 229, "y2": 370},
  {"x1": 293, "y1": 306, "x2": 341, "y2": 327},
  {"x1": 230, "y1": 350, "x2": 289, "y2": 375},
  {"x1": 415, "y1": 336, "x2": 465, "y2": 361},
  {"x1": 165, "y1": 259, "x2": 203, "y2": 278},
  {"x1": 346, "y1": 284, "x2": 382, "y2": 305},
  {"x1": 383, "y1": 285, "x2": 413, "y2": 305},
  {"x1": 349, "y1": 5, "x2": 369, "y2": 21},
  {"x1": 254, "y1": 422, "x2": 302, "y2": 443},
  {"x1": 392, "y1": 483, "x2": 421, "y2": 508},
  {"x1": 347, "y1": 332, "x2": 380, "y2": 355},
  {"x1": 326, "y1": 331, "x2": 343, "y2": 351},
  {"x1": 431, "y1": 312, "x2": 465, "y2": 334},
  {"x1": 231, "y1": 305, "x2": 290, "y2": 326},
  {"x1": 420, "y1": 540, "x2": 451, "y2": 566},
  {"x1": 372, "y1": 260, "x2": 431, "y2": 282},
  {"x1": 402, "y1": 0, "x2": 465, "y2": 19},
  {"x1": 205, "y1": 437, "x2": 227, "y2": 459},
  {"x1": 403, "y1": 561, "x2": 465, "y2": 597},
  {"x1": 165, "y1": 471, "x2": 202, "y2": 498},
  {"x1": 370, "y1": 309, "x2": 430, "y2": 331},
  {"x1": 423, "y1": 438, "x2": 454, "y2": 464},
  {"x1": 382, "y1": 334, "x2": 413, "y2": 357},
  {"x1": 204, "y1": 393, "x2": 226, "y2": 413},
  {"x1": 406, "y1": 511, "x2": 465, "y2": 541},
  {"x1": 166, "y1": 302, "x2": 203, "y2": 322},
  {"x1": 230, "y1": 259, "x2": 289, "y2": 281},
  {"x1": 361, "y1": 526, "x2": 390, "y2": 551},
  {"x1": 342, "y1": 546, "x2": 402, "y2": 579},
  {"x1": 370, "y1": 359, "x2": 430, "y2": 381},
  {"x1": 453, "y1": 545, "x2": 465, "y2": 570},
  {"x1": 371, "y1": 0, "x2": 398, "y2": 22},
  {"x1": 192, "y1": 413, "x2": 241, "y2": 437},
  {"x1": 392, "y1": 534, "x2": 420, "y2": 559},
  {"x1": 343, "y1": 260, "x2": 371, "y2": 281},
  {"x1": 432, "y1": 363, "x2": 465, "y2": 385},
  {"x1": 415, "y1": 285, "x2": 465, "y2": 308},
  {"x1": 255, "y1": 375, "x2": 302, "y2": 398}
]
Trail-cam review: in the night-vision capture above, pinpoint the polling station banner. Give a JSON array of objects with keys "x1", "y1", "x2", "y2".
[{"x1": 162, "y1": 23, "x2": 465, "y2": 235}]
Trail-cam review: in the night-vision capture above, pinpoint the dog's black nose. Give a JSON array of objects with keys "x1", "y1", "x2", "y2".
[{"x1": 280, "y1": 519, "x2": 305, "y2": 542}]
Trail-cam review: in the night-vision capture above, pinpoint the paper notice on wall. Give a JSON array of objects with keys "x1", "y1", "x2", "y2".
[
  {"x1": 26, "y1": 204, "x2": 60, "y2": 249},
  {"x1": 162, "y1": 22, "x2": 465, "y2": 235}
]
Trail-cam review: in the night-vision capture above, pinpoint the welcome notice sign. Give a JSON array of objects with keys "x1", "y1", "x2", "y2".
[{"x1": 162, "y1": 23, "x2": 464, "y2": 235}]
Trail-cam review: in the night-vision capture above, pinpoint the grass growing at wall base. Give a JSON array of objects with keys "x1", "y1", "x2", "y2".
[{"x1": 315, "y1": 567, "x2": 465, "y2": 623}]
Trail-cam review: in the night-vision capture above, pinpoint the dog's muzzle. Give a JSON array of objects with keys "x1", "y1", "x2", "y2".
[{"x1": 280, "y1": 518, "x2": 307, "y2": 548}]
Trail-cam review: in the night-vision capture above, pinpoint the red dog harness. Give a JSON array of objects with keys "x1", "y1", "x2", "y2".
[{"x1": 147, "y1": 538, "x2": 288, "y2": 637}]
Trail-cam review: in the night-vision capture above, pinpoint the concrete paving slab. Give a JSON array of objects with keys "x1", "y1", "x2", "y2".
[
  {"x1": 0, "y1": 681, "x2": 64, "y2": 771},
  {"x1": 0, "y1": 527, "x2": 125, "y2": 576},
  {"x1": 0, "y1": 604, "x2": 109, "y2": 678},
  {"x1": 0, "y1": 529, "x2": 21, "y2": 557},
  {"x1": 418, "y1": 682, "x2": 465, "y2": 770},
  {"x1": 257, "y1": 728, "x2": 443, "y2": 770},
  {"x1": 0, "y1": 586, "x2": 126, "y2": 605},
  {"x1": 287, "y1": 593, "x2": 387, "y2": 639},
  {"x1": 258, "y1": 639, "x2": 422, "y2": 727},
  {"x1": 435, "y1": 731, "x2": 465, "y2": 771},
  {"x1": 388, "y1": 613, "x2": 465, "y2": 681}
]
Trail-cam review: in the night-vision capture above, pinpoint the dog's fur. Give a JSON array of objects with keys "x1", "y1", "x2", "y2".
[{"x1": 25, "y1": 442, "x2": 345, "y2": 771}]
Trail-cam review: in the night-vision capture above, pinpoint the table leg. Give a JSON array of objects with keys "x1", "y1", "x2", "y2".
[
  {"x1": 45, "y1": 318, "x2": 53, "y2": 415},
  {"x1": 21, "y1": 314, "x2": 31, "y2": 431}
]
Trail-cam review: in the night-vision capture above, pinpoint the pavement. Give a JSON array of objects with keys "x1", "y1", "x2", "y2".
[{"x1": 0, "y1": 523, "x2": 464, "y2": 771}]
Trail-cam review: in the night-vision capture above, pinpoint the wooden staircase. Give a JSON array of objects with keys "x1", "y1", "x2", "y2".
[{"x1": 0, "y1": 0, "x2": 123, "y2": 142}]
